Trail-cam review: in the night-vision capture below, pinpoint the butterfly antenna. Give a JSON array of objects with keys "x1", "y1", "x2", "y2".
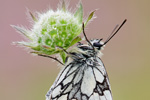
[
  {"x1": 103, "y1": 19, "x2": 127, "y2": 45},
  {"x1": 82, "y1": 23, "x2": 95, "y2": 51},
  {"x1": 105, "y1": 24, "x2": 119, "y2": 43}
]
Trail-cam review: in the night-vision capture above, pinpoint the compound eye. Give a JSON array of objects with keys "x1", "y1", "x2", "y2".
[
  {"x1": 93, "y1": 42, "x2": 103, "y2": 47},
  {"x1": 93, "y1": 42, "x2": 103, "y2": 50}
]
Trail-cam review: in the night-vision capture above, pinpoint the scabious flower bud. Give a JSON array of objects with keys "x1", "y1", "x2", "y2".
[{"x1": 12, "y1": 0, "x2": 95, "y2": 63}]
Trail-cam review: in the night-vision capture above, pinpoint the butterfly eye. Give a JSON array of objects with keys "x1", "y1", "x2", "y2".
[
  {"x1": 93, "y1": 42, "x2": 101, "y2": 47},
  {"x1": 93, "y1": 42, "x2": 103, "y2": 50}
]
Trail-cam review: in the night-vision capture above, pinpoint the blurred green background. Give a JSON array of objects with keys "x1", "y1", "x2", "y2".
[{"x1": 1, "y1": 0, "x2": 150, "y2": 100}]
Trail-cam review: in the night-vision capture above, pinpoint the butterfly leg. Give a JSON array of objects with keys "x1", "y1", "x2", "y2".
[{"x1": 31, "y1": 51, "x2": 64, "y2": 65}]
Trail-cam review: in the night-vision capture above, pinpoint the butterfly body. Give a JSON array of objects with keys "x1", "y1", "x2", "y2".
[{"x1": 46, "y1": 40, "x2": 112, "y2": 100}]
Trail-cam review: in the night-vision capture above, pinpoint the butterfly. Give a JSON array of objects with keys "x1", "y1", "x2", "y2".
[{"x1": 39, "y1": 19, "x2": 127, "y2": 100}]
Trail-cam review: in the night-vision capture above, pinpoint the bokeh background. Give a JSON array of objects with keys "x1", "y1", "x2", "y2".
[{"x1": 1, "y1": 0, "x2": 150, "y2": 100}]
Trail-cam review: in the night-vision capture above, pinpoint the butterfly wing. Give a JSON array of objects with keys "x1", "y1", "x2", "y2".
[
  {"x1": 46, "y1": 62, "x2": 82, "y2": 100},
  {"x1": 91, "y1": 57, "x2": 113, "y2": 100},
  {"x1": 46, "y1": 57, "x2": 112, "y2": 100}
]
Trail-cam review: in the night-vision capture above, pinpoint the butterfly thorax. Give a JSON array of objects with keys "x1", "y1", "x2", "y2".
[{"x1": 67, "y1": 42, "x2": 103, "y2": 63}]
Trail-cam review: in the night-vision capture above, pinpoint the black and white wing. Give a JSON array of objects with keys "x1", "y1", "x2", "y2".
[
  {"x1": 92, "y1": 57, "x2": 113, "y2": 100},
  {"x1": 46, "y1": 57, "x2": 112, "y2": 100}
]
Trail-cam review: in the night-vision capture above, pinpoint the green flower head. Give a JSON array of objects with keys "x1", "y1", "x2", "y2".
[{"x1": 12, "y1": 0, "x2": 95, "y2": 63}]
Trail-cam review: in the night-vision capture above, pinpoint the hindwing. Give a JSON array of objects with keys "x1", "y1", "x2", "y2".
[{"x1": 46, "y1": 57, "x2": 112, "y2": 100}]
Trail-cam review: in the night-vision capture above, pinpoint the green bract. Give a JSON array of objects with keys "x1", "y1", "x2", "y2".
[{"x1": 12, "y1": 1, "x2": 95, "y2": 63}]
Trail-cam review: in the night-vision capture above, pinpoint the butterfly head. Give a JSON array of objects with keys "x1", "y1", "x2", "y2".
[
  {"x1": 76, "y1": 38, "x2": 104, "y2": 57},
  {"x1": 90, "y1": 38, "x2": 104, "y2": 50}
]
